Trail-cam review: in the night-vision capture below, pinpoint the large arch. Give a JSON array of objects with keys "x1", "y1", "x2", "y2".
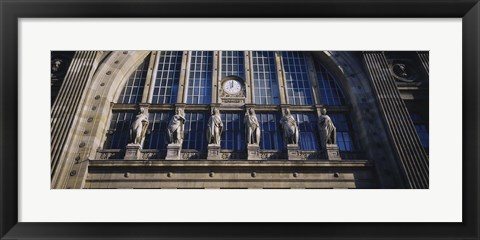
[{"x1": 53, "y1": 51, "x2": 150, "y2": 189}]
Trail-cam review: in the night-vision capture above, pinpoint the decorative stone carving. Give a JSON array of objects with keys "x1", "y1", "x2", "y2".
[
  {"x1": 181, "y1": 151, "x2": 207, "y2": 160},
  {"x1": 259, "y1": 151, "x2": 287, "y2": 160},
  {"x1": 51, "y1": 58, "x2": 63, "y2": 73},
  {"x1": 220, "y1": 76, "x2": 246, "y2": 104},
  {"x1": 389, "y1": 62, "x2": 418, "y2": 83},
  {"x1": 95, "y1": 149, "x2": 122, "y2": 160},
  {"x1": 167, "y1": 107, "x2": 185, "y2": 145},
  {"x1": 244, "y1": 108, "x2": 260, "y2": 145},
  {"x1": 207, "y1": 107, "x2": 223, "y2": 145},
  {"x1": 280, "y1": 108, "x2": 299, "y2": 145},
  {"x1": 297, "y1": 151, "x2": 323, "y2": 160},
  {"x1": 129, "y1": 107, "x2": 149, "y2": 147},
  {"x1": 318, "y1": 108, "x2": 337, "y2": 150}
]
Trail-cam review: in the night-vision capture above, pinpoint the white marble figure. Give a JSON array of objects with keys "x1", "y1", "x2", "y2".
[
  {"x1": 280, "y1": 108, "x2": 299, "y2": 145},
  {"x1": 207, "y1": 107, "x2": 223, "y2": 145},
  {"x1": 130, "y1": 107, "x2": 149, "y2": 147},
  {"x1": 244, "y1": 108, "x2": 260, "y2": 145},
  {"x1": 318, "y1": 108, "x2": 337, "y2": 149},
  {"x1": 167, "y1": 108, "x2": 186, "y2": 145}
]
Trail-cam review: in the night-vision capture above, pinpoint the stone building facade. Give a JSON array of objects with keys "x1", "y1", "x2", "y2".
[{"x1": 51, "y1": 51, "x2": 429, "y2": 189}]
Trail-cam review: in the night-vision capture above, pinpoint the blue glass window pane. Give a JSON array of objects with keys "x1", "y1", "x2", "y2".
[
  {"x1": 221, "y1": 112, "x2": 245, "y2": 150},
  {"x1": 117, "y1": 56, "x2": 149, "y2": 104},
  {"x1": 329, "y1": 113, "x2": 355, "y2": 152},
  {"x1": 187, "y1": 51, "x2": 213, "y2": 104},
  {"x1": 143, "y1": 112, "x2": 172, "y2": 150},
  {"x1": 183, "y1": 112, "x2": 208, "y2": 150},
  {"x1": 316, "y1": 64, "x2": 346, "y2": 106},
  {"x1": 252, "y1": 51, "x2": 280, "y2": 105},
  {"x1": 292, "y1": 113, "x2": 319, "y2": 150},
  {"x1": 221, "y1": 51, "x2": 245, "y2": 79},
  {"x1": 257, "y1": 112, "x2": 283, "y2": 150},
  {"x1": 105, "y1": 112, "x2": 135, "y2": 149},
  {"x1": 282, "y1": 51, "x2": 314, "y2": 105},
  {"x1": 151, "y1": 51, "x2": 182, "y2": 104}
]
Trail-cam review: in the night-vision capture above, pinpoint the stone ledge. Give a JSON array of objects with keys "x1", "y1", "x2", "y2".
[{"x1": 88, "y1": 159, "x2": 372, "y2": 168}]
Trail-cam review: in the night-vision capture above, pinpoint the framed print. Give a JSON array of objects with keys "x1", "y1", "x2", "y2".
[{"x1": 1, "y1": 0, "x2": 479, "y2": 239}]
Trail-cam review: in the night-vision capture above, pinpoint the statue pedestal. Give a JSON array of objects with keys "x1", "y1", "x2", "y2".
[
  {"x1": 165, "y1": 143, "x2": 182, "y2": 160},
  {"x1": 287, "y1": 144, "x2": 302, "y2": 160},
  {"x1": 207, "y1": 144, "x2": 222, "y2": 160},
  {"x1": 247, "y1": 144, "x2": 261, "y2": 160},
  {"x1": 124, "y1": 143, "x2": 141, "y2": 160},
  {"x1": 326, "y1": 144, "x2": 341, "y2": 161}
]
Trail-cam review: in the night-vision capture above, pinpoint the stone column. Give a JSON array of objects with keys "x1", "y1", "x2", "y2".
[
  {"x1": 275, "y1": 51, "x2": 287, "y2": 104},
  {"x1": 417, "y1": 51, "x2": 429, "y2": 76},
  {"x1": 51, "y1": 51, "x2": 104, "y2": 188},
  {"x1": 363, "y1": 51, "x2": 429, "y2": 189}
]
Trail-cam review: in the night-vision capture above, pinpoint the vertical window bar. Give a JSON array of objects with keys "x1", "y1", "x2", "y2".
[
  {"x1": 282, "y1": 51, "x2": 314, "y2": 105},
  {"x1": 252, "y1": 51, "x2": 280, "y2": 105},
  {"x1": 152, "y1": 51, "x2": 182, "y2": 104}
]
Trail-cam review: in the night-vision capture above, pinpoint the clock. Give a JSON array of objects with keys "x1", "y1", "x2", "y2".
[
  {"x1": 220, "y1": 76, "x2": 245, "y2": 104},
  {"x1": 222, "y1": 79, "x2": 242, "y2": 94}
]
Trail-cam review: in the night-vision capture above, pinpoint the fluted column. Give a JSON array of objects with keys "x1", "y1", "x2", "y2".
[
  {"x1": 417, "y1": 51, "x2": 429, "y2": 75},
  {"x1": 363, "y1": 51, "x2": 429, "y2": 189},
  {"x1": 50, "y1": 51, "x2": 101, "y2": 185}
]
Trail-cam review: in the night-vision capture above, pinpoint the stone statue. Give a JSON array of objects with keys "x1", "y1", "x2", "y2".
[
  {"x1": 318, "y1": 108, "x2": 337, "y2": 149},
  {"x1": 130, "y1": 107, "x2": 149, "y2": 147},
  {"x1": 167, "y1": 108, "x2": 186, "y2": 145},
  {"x1": 244, "y1": 108, "x2": 260, "y2": 145},
  {"x1": 207, "y1": 107, "x2": 223, "y2": 145},
  {"x1": 280, "y1": 108, "x2": 299, "y2": 145}
]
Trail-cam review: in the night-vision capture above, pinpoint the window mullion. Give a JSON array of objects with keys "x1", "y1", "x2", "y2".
[{"x1": 143, "y1": 51, "x2": 160, "y2": 104}]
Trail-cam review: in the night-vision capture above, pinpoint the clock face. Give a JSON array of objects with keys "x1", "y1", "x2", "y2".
[{"x1": 223, "y1": 79, "x2": 242, "y2": 94}]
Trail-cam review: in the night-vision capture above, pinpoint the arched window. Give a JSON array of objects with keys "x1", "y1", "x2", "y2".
[
  {"x1": 117, "y1": 56, "x2": 149, "y2": 104},
  {"x1": 102, "y1": 51, "x2": 359, "y2": 159},
  {"x1": 316, "y1": 64, "x2": 346, "y2": 106}
]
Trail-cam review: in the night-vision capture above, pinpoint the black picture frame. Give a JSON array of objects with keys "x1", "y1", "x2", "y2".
[{"x1": 1, "y1": 0, "x2": 478, "y2": 239}]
